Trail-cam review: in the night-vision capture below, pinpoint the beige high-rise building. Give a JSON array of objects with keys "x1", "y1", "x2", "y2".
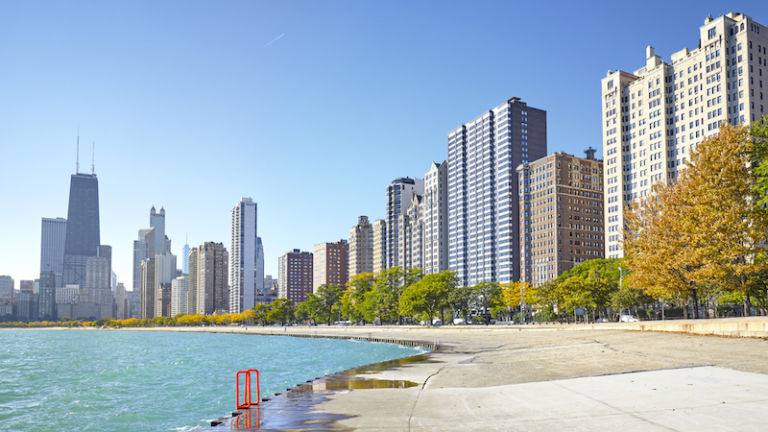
[
  {"x1": 602, "y1": 12, "x2": 768, "y2": 257},
  {"x1": 348, "y1": 216, "x2": 373, "y2": 278},
  {"x1": 372, "y1": 219, "x2": 386, "y2": 274},
  {"x1": 518, "y1": 150, "x2": 604, "y2": 286},
  {"x1": 187, "y1": 247, "x2": 198, "y2": 314}
]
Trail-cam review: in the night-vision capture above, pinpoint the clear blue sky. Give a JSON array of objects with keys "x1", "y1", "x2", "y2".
[{"x1": 1, "y1": 1, "x2": 766, "y2": 289}]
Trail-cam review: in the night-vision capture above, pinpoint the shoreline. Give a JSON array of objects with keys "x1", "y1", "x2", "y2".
[{"x1": 6, "y1": 319, "x2": 768, "y2": 430}]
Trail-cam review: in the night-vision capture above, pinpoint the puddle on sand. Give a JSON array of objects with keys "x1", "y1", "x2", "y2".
[{"x1": 210, "y1": 352, "x2": 432, "y2": 431}]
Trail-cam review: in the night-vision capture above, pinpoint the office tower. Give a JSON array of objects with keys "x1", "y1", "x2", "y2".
[
  {"x1": 14, "y1": 290, "x2": 38, "y2": 322},
  {"x1": 82, "y1": 249, "x2": 113, "y2": 319},
  {"x1": 386, "y1": 177, "x2": 424, "y2": 269},
  {"x1": 517, "y1": 150, "x2": 605, "y2": 286},
  {"x1": 230, "y1": 197, "x2": 264, "y2": 313},
  {"x1": 171, "y1": 275, "x2": 188, "y2": 316},
  {"x1": 278, "y1": 249, "x2": 313, "y2": 303},
  {"x1": 602, "y1": 13, "x2": 768, "y2": 257},
  {"x1": 114, "y1": 282, "x2": 128, "y2": 319},
  {"x1": 0, "y1": 276, "x2": 13, "y2": 318},
  {"x1": 62, "y1": 171, "x2": 100, "y2": 289},
  {"x1": 128, "y1": 289, "x2": 141, "y2": 318},
  {"x1": 187, "y1": 247, "x2": 198, "y2": 314},
  {"x1": 133, "y1": 227, "x2": 155, "y2": 294},
  {"x1": 55, "y1": 284, "x2": 79, "y2": 319},
  {"x1": 150, "y1": 206, "x2": 171, "y2": 254},
  {"x1": 182, "y1": 241, "x2": 190, "y2": 274},
  {"x1": 192, "y1": 242, "x2": 228, "y2": 315},
  {"x1": 264, "y1": 274, "x2": 278, "y2": 292},
  {"x1": 313, "y1": 240, "x2": 348, "y2": 291},
  {"x1": 348, "y1": 216, "x2": 374, "y2": 278},
  {"x1": 154, "y1": 252, "x2": 177, "y2": 317},
  {"x1": 448, "y1": 97, "x2": 547, "y2": 286},
  {"x1": 40, "y1": 217, "x2": 67, "y2": 288},
  {"x1": 372, "y1": 219, "x2": 387, "y2": 274},
  {"x1": 140, "y1": 257, "x2": 155, "y2": 319},
  {"x1": 38, "y1": 271, "x2": 56, "y2": 320},
  {"x1": 19, "y1": 280, "x2": 34, "y2": 293}
]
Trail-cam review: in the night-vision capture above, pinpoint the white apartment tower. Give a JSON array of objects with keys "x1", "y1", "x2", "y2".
[
  {"x1": 448, "y1": 97, "x2": 547, "y2": 286},
  {"x1": 386, "y1": 177, "x2": 424, "y2": 269},
  {"x1": 602, "y1": 12, "x2": 768, "y2": 257},
  {"x1": 230, "y1": 197, "x2": 265, "y2": 312}
]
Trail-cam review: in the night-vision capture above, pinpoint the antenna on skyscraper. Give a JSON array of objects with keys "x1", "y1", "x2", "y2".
[
  {"x1": 91, "y1": 141, "x2": 95, "y2": 174},
  {"x1": 76, "y1": 129, "x2": 81, "y2": 174}
]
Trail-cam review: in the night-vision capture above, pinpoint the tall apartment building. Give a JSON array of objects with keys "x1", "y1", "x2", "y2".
[
  {"x1": 230, "y1": 197, "x2": 265, "y2": 313},
  {"x1": 140, "y1": 257, "x2": 155, "y2": 319},
  {"x1": 171, "y1": 275, "x2": 188, "y2": 316},
  {"x1": 133, "y1": 227, "x2": 154, "y2": 294},
  {"x1": 191, "y1": 242, "x2": 228, "y2": 314},
  {"x1": 278, "y1": 249, "x2": 313, "y2": 303},
  {"x1": 448, "y1": 97, "x2": 547, "y2": 286},
  {"x1": 602, "y1": 12, "x2": 768, "y2": 257},
  {"x1": 518, "y1": 150, "x2": 604, "y2": 286},
  {"x1": 401, "y1": 161, "x2": 449, "y2": 274},
  {"x1": 114, "y1": 282, "x2": 129, "y2": 319},
  {"x1": 313, "y1": 240, "x2": 348, "y2": 291},
  {"x1": 386, "y1": 177, "x2": 424, "y2": 269},
  {"x1": 40, "y1": 217, "x2": 67, "y2": 288},
  {"x1": 372, "y1": 219, "x2": 386, "y2": 274},
  {"x1": 348, "y1": 216, "x2": 374, "y2": 278}
]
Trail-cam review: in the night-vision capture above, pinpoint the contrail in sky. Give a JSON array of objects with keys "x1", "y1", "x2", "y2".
[{"x1": 264, "y1": 33, "x2": 285, "y2": 47}]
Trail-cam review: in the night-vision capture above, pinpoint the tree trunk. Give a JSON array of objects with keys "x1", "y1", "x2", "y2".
[
  {"x1": 691, "y1": 289, "x2": 700, "y2": 319},
  {"x1": 683, "y1": 298, "x2": 689, "y2": 319},
  {"x1": 744, "y1": 292, "x2": 752, "y2": 317}
]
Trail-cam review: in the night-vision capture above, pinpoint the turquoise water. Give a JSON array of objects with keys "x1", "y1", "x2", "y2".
[{"x1": 0, "y1": 329, "x2": 425, "y2": 432}]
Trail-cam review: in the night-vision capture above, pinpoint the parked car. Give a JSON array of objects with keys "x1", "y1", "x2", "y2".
[{"x1": 619, "y1": 314, "x2": 640, "y2": 323}]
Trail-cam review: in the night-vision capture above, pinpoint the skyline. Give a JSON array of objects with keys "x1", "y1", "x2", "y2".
[{"x1": 2, "y1": 1, "x2": 767, "y2": 289}]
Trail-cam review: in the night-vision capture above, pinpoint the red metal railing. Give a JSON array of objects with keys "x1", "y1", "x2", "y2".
[{"x1": 236, "y1": 369, "x2": 260, "y2": 409}]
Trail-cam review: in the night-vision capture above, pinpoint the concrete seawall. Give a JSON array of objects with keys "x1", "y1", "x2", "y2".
[{"x1": 567, "y1": 315, "x2": 768, "y2": 338}]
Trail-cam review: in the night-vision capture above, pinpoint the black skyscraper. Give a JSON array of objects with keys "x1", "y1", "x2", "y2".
[{"x1": 62, "y1": 173, "x2": 100, "y2": 288}]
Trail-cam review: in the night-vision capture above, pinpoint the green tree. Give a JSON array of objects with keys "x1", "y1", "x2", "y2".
[
  {"x1": 267, "y1": 298, "x2": 294, "y2": 325},
  {"x1": 447, "y1": 286, "x2": 475, "y2": 323},
  {"x1": 315, "y1": 284, "x2": 344, "y2": 325},
  {"x1": 399, "y1": 270, "x2": 457, "y2": 325},
  {"x1": 362, "y1": 266, "x2": 405, "y2": 324},
  {"x1": 341, "y1": 273, "x2": 375, "y2": 322}
]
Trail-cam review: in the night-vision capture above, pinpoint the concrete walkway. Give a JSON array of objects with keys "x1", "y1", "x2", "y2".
[{"x1": 133, "y1": 321, "x2": 768, "y2": 431}]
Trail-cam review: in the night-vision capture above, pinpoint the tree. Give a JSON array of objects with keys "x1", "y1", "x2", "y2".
[
  {"x1": 447, "y1": 286, "x2": 475, "y2": 323},
  {"x1": 362, "y1": 266, "x2": 405, "y2": 324},
  {"x1": 471, "y1": 281, "x2": 500, "y2": 323},
  {"x1": 341, "y1": 273, "x2": 375, "y2": 322},
  {"x1": 315, "y1": 284, "x2": 344, "y2": 325},
  {"x1": 627, "y1": 122, "x2": 768, "y2": 317},
  {"x1": 498, "y1": 281, "x2": 537, "y2": 322},
  {"x1": 267, "y1": 298, "x2": 294, "y2": 326},
  {"x1": 399, "y1": 270, "x2": 457, "y2": 325}
]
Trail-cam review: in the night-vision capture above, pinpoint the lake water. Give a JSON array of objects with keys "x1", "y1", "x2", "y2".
[{"x1": 0, "y1": 329, "x2": 426, "y2": 432}]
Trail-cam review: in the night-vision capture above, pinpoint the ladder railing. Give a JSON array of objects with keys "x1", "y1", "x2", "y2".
[{"x1": 236, "y1": 369, "x2": 260, "y2": 409}]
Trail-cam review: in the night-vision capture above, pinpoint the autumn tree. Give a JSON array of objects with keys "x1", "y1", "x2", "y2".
[
  {"x1": 626, "y1": 122, "x2": 768, "y2": 317},
  {"x1": 399, "y1": 270, "x2": 457, "y2": 325}
]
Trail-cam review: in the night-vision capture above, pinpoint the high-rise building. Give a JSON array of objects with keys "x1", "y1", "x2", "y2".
[
  {"x1": 0, "y1": 276, "x2": 13, "y2": 318},
  {"x1": 386, "y1": 177, "x2": 424, "y2": 269},
  {"x1": 348, "y1": 216, "x2": 373, "y2": 278},
  {"x1": 153, "y1": 252, "x2": 177, "y2": 318},
  {"x1": 187, "y1": 247, "x2": 198, "y2": 314},
  {"x1": 62, "y1": 173, "x2": 100, "y2": 289},
  {"x1": 517, "y1": 150, "x2": 605, "y2": 286},
  {"x1": 150, "y1": 206, "x2": 171, "y2": 254},
  {"x1": 401, "y1": 161, "x2": 449, "y2": 274},
  {"x1": 602, "y1": 13, "x2": 768, "y2": 257},
  {"x1": 171, "y1": 275, "x2": 188, "y2": 316},
  {"x1": 313, "y1": 240, "x2": 348, "y2": 291},
  {"x1": 140, "y1": 257, "x2": 155, "y2": 319},
  {"x1": 14, "y1": 290, "x2": 38, "y2": 322},
  {"x1": 278, "y1": 249, "x2": 313, "y2": 303},
  {"x1": 448, "y1": 97, "x2": 547, "y2": 286},
  {"x1": 38, "y1": 271, "x2": 56, "y2": 320},
  {"x1": 133, "y1": 227, "x2": 155, "y2": 294},
  {"x1": 114, "y1": 282, "x2": 129, "y2": 319},
  {"x1": 182, "y1": 240, "x2": 190, "y2": 275},
  {"x1": 372, "y1": 219, "x2": 387, "y2": 274},
  {"x1": 193, "y1": 242, "x2": 228, "y2": 315},
  {"x1": 230, "y1": 197, "x2": 265, "y2": 313},
  {"x1": 40, "y1": 217, "x2": 67, "y2": 288}
]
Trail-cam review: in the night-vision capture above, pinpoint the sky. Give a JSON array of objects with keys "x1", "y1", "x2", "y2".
[{"x1": 1, "y1": 0, "x2": 767, "y2": 290}]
